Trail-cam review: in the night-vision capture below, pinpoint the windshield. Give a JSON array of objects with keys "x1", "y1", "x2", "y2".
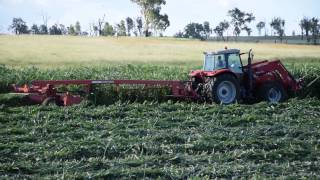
[{"x1": 203, "y1": 54, "x2": 226, "y2": 71}]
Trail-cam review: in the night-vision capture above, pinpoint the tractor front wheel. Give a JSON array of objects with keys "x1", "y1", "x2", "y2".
[
  {"x1": 259, "y1": 82, "x2": 287, "y2": 103},
  {"x1": 210, "y1": 74, "x2": 240, "y2": 104}
]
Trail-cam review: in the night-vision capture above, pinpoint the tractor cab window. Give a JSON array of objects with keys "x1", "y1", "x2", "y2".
[
  {"x1": 215, "y1": 55, "x2": 226, "y2": 69},
  {"x1": 203, "y1": 54, "x2": 214, "y2": 71},
  {"x1": 228, "y1": 54, "x2": 243, "y2": 73},
  {"x1": 204, "y1": 54, "x2": 227, "y2": 71}
]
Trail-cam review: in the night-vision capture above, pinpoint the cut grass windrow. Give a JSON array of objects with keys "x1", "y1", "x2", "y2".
[{"x1": 0, "y1": 99, "x2": 320, "y2": 178}]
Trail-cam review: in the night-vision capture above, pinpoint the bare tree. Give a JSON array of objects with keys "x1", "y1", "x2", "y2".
[
  {"x1": 89, "y1": 22, "x2": 94, "y2": 36},
  {"x1": 93, "y1": 25, "x2": 99, "y2": 36},
  {"x1": 41, "y1": 12, "x2": 50, "y2": 35},
  {"x1": 98, "y1": 14, "x2": 106, "y2": 36}
]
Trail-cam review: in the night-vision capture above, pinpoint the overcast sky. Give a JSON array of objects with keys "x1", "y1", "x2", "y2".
[{"x1": 0, "y1": 0, "x2": 319, "y2": 36}]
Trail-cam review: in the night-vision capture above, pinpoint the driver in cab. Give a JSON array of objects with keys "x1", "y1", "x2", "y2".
[{"x1": 216, "y1": 55, "x2": 225, "y2": 69}]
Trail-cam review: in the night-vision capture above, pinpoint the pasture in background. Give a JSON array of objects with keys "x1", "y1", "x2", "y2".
[{"x1": 1, "y1": 35, "x2": 320, "y2": 68}]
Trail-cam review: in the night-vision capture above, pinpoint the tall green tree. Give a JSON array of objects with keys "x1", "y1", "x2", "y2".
[
  {"x1": 184, "y1": 22, "x2": 205, "y2": 40},
  {"x1": 256, "y1": 21, "x2": 265, "y2": 36},
  {"x1": 116, "y1": 20, "x2": 127, "y2": 36},
  {"x1": 270, "y1": 17, "x2": 285, "y2": 42},
  {"x1": 31, "y1": 24, "x2": 40, "y2": 34},
  {"x1": 228, "y1": 8, "x2": 255, "y2": 38},
  {"x1": 310, "y1": 18, "x2": 320, "y2": 45},
  {"x1": 59, "y1": 24, "x2": 67, "y2": 35},
  {"x1": 68, "y1": 25, "x2": 76, "y2": 35},
  {"x1": 300, "y1": 17, "x2": 312, "y2": 41},
  {"x1": 75, "y1": 21, "x2": 81, "y2": 35},
  {"x1": 151, "y1": 9, "x2": 170, "y2": 36},
  {"x1": 136, "y1": 17, "x2": 143, "y2": 36},
  {"x1": 39, "y1": 24, "x2": 48, "y2": 34},
  {"x1": 174, "y1": 31, "x2": 184, "y2": 38},
  {"x1": 103, "y1": 22, "x2": 115, "y2": 36},
  {"x1": 213, "y1": 20, "x2": 230, "y2": 41},
  {"x1": 130, "y1": 0, "x2": 168, "y2": 37},
  {"x1": 203, "y1": 21, "x2": 211, "y2": 40},
  {"x1": 93, "y1": 25, "x2": 99, "y2": 36},
  {"x1": 243, "y1": 26, "x2": 252, "y2": 36},
  {"x1": 49, "y1": 24, "x2": 62, "y2": 35},
  {"x1": 10, "y1": 18, "x2": 29, "y2": 34},
  {"x1": 126, "y1": 17, "x2": 134, "y2": 36},
  {"x1": 244, "y1": 26, "x2": 254, "y2": 36},
  {"x1": 299, "y1": 21, "x2": 304, "y2": 40}
]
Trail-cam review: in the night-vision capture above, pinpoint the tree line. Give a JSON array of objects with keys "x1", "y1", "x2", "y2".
[
  {"x1": 174, "y1": 8, "x2": 320, "y2": 44},
  {"x1": 9, "y1": 0, "x2": 169, "y2": 37},
  {"x1": 9, "y1": 16, "x2": 167, "y2": 37}
]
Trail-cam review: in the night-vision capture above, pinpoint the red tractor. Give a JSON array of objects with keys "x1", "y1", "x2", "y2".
[
  {"x1": 12, "y1": 49, "x2": 303, "y2": 106},
  {"x1": 189, "y1": 48, "x2": 303, "y2": 104}
]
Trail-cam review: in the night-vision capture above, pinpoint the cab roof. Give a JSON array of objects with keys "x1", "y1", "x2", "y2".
[
  {"x1": 205, "y1": 49, "x2": 240, "y2": 55},
  {"x1": 217, "y1": 49, "x2": 240, "y2": 54}
]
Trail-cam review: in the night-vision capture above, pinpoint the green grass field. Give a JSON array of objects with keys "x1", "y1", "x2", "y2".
[
  {"x1": 1, "y1": 35, "x2": 320, "y2": 67},
  {"x1": 1, "y1": 35, "x2": 320, "y2": 179}
]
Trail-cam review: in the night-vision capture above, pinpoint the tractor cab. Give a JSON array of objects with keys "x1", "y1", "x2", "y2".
[
  {"x1": 203, "y1": 49, "x2": 243, "y2": 74},
  {"x1": 190, "y1": 48, "x2": 254, "y2": 104}
]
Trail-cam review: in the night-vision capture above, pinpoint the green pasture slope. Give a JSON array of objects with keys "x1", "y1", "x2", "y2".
[{"x1": 0, "y1": 36, "x2": 320, "y2": 178}]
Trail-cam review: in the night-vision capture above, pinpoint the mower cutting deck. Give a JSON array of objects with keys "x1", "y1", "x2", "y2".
[{"x1": 12, "y1": 80, "x2": 198, "y2": 106}]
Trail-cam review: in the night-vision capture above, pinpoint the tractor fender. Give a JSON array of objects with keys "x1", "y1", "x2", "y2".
[
  {"x1": 189, "y1": 69, "x2": 239, "y2": 85},
  {"x1": 206, "y1": 69, "x2": 238, "y2": 81}
]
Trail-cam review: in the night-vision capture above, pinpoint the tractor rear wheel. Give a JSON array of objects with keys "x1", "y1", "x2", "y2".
[
  {"x1": 259, "y1": 82, "x2": 287, "y2": 103},
  {"x1": 209, "y1": 74, "x2": 240, "y2": 104}
]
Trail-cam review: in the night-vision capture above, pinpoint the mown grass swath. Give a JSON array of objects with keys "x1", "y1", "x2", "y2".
[{"x1": 0, "y1": 99, "x2": 320, "y2": 178}]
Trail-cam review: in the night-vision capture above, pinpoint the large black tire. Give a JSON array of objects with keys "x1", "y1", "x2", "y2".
[
  {"x1": 259, "y1": 82, "x2": 287, "y2": 103},
  {"x1": 208, "y1": 74, "x2": 240, "y2": 104}
]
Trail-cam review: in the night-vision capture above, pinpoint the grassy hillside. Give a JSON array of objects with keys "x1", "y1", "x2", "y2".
[{"x1": 0, "y1": 35, "x2": 320, "y2": 67}]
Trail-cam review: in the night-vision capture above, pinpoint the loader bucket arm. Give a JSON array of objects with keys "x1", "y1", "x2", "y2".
[{"x1": 252, "y1": 60, "x2": 303, "y2": 92}]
